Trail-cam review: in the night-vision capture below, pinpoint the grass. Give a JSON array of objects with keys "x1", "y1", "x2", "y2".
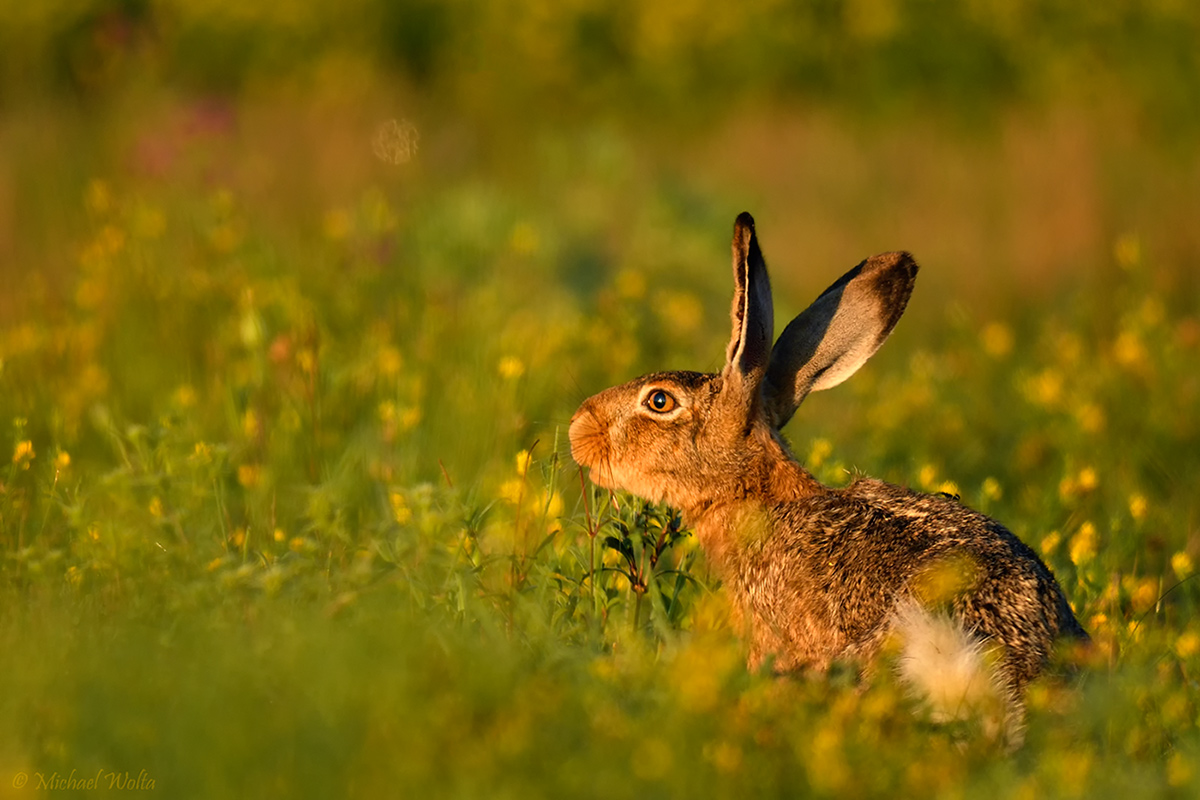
[
  {"x1": 2, "y1": 2, "x2": 1200, "y2": 797},
  {"x1": 2, "y1": 146, "x2": 1198, "y2": 798}
]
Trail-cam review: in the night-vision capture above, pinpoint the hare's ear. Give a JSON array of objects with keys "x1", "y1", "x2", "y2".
[
  {"x1": 721, "y1": 213, "x2": 774, "y2": 403},
  {"x1": 764, "y1": 251, "x2": 918, "y2": 429}
]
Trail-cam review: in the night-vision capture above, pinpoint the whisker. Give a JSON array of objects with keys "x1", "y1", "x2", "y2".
[{"x1": 562, "y1": 366, "x2": 586, "y2": 399}]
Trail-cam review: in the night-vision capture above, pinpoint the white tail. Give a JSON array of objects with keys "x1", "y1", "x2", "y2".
[{"x1": 891, "y1": 599, "x2": 1013, "y2": 740}]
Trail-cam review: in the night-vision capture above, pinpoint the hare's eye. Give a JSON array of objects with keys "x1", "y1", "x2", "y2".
[{"x1": 645, "y1": 390, "x2": 677, "y2": 414}]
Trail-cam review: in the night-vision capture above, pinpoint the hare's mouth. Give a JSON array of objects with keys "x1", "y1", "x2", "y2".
[{"x1": 583, "y1": 464, "x2": 616, "y2": 489}]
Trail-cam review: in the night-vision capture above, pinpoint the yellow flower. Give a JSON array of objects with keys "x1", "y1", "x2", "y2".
[
  {"x1": 389, "y1": 492, "x2": 412, "y2": 525},
  {"x1": 981, "y1": 322, "x2": 1013, "y2": 358},
  {"x1": 918, "y1": 464, "x2": 938, "y2": 491},
  {"x1": 55, "y1": 450, "x2": 71, "y2": 471},
  {"x1": 1077, "y1": 467, "x2": 1098, "y2": 492},
  {"x1": 808, "y1": 439, "x2": 833, "y2": 469},
  {"x1": 384, "y1": 402, "x2": 427, "y2": 434},
  {"x1": 230, "y1": 527, "x2": 246, "y2": 548},
  {"x1": 499, "y1": 479, "x2": 525, "y2": 505},
  {"x1": 936, "y1": 480, "x2": 959, "y2": 497},
  {"x1": 515, "y1": 449, "x2": 533, "y2": 477},
  {"x1": 1129, "y1": 494, "x2": 1148, "y2": 521},
  {"x1": 543, "y1": 490, "x2": 564, "y2": 518},
  {"x1": 498, "y1": 356, "x2": 525, "y2": 380},
  {"x1": 1026, "y1": 368, "x2": 1063, "y2": 407},
  {"x1": 1130, "y1": 577, "x2": 1158, "y2": 613},
  {"x1": 1171, "y1": 551, "x2": 1194, "y2": 580},
  {"x1": 398, "y1": 406, "x2": 421, "y2": 431},
  {"x1": 273, "y1": 528, "x2": 286, "y2": 543},
  {"x1": 1112, "y1": 330, "x2": 1146, "y2": 370},
  {"x1": 148, "y1": 497, "x2": 163, "y2": 518},
  {"x1": 1069, "y1": 522, "x2": 1098, "y2": 566},
  {"x1": 1175, "y1": 630, "x2": 1200, "y2": 660},
  {"x1": 1168, "y1": 752, "x2": 1194, "y2": 788},
  {"x1": 242, "y1": 409, "x2": 261, "y2": 439},
  {"x1": 12, "y1": 439, "x2": 34, "y2": 468},
  {"x1": 377, "y1": 346, "x2": 403, "y2": 377},
  {"x1": 237, "y1": 464, "x2": 261, "y2": 488},
  {"x1": 911, "y1": 552, "x2": 979, "y2": 605},
  {"x1": 174, "y1": 384, "x2": 197, "y2": 407},
  {"x1": 1075, "y1": 403, "x2": 1105, "y2": 433},
  {"x1": 1040, "y1": 530, "x2": 1061, "y2": 556},
  {"x1": 1058, "y1": 475, "x2": 1076, "y2": 502},
  {"x1": 982, "y1": 477, "x2": 1002, "y2": 501},
  {"x1": 296, "y1": 348, "x2": 317, "y2": 376},
  {"x1": 192, "y1": 442, "x2": 213, "y2": 464}
]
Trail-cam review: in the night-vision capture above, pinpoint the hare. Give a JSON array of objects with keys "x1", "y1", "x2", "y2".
[{"x1": 569, "y1": 213, "x2": 1088, "y2": 738}]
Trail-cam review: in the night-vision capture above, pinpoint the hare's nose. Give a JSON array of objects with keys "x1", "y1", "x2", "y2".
[{"x1": 568, "y1": 405, "x2": 596, "y2": 435}]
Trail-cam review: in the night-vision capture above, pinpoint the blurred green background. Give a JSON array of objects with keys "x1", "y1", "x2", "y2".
[{"x1": 2, "y1": 1, "x2": 1199, "y2": 798}]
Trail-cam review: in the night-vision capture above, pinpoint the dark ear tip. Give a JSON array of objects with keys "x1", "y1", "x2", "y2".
[
  {"x1": 893, "y1": 250, "x2": 919, "y2": 277},
  {"x1": 866, "y1": 250, "x2": 919, "y2": 280},
  {"x1": 733, "y1": 212, "x2": 758, "y2": 255},
  {"x1": 861, "y1": 252, "x2": 919, "y2": 322}
]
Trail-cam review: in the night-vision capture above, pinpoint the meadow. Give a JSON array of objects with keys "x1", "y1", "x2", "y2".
[{"x1": 2, "y1": 2, "x2": 1200, "y2": 797}]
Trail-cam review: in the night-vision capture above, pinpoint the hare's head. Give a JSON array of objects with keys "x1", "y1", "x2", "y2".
[{"x1": 569, "y1": 213, "x2": 918, "y2": 513}]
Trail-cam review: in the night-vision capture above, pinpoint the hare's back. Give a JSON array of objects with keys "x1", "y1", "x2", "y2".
[
  {"x1": 838, "y1": 478, "x2": 1088, "y2": 682},
  {"x1": 841, "y1": 478, "x2": 1059, "y2": 583}
]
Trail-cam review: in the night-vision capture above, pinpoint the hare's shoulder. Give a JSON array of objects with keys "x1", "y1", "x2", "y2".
[{"x1": 766, "y1": 480, "x2": 941, "y2": 564}]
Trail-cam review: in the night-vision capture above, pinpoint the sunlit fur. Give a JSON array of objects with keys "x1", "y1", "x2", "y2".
[{"x1": 570, "y1": 213, "x2": 1087, "y2": 746}]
